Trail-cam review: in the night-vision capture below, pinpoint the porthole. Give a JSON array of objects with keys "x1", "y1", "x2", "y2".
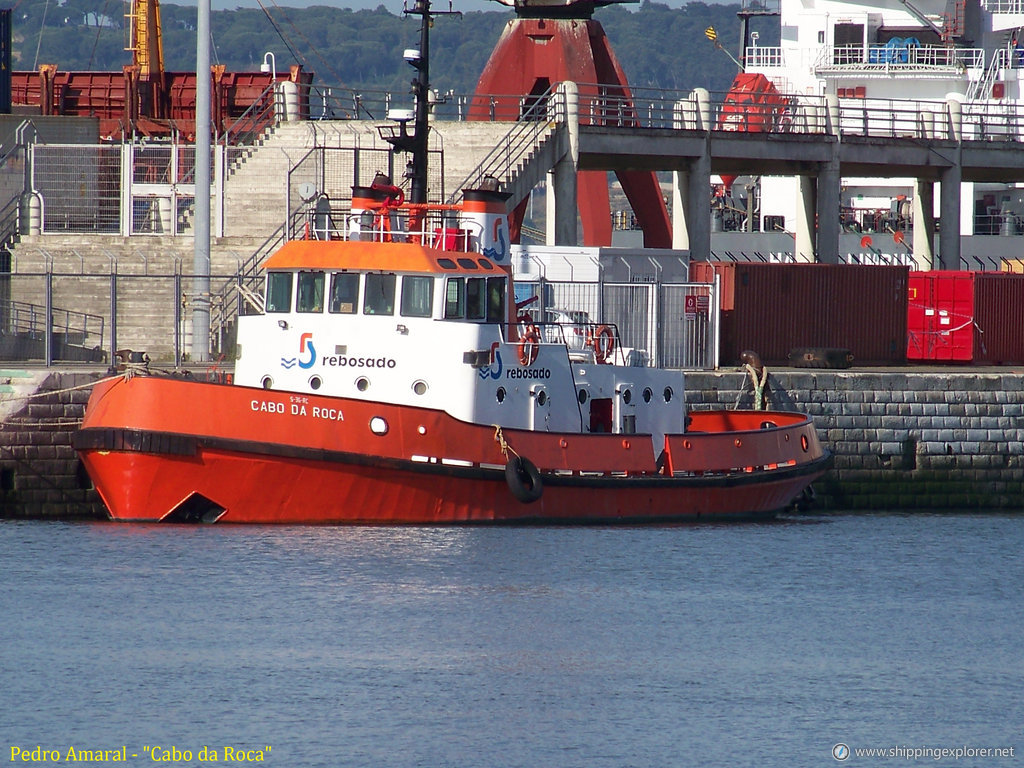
[
  {"x1": 620, "y1": 388, "x2": 632, "y2": 405},
  {"x1": 536, "y1": 390, "x2": 547, "y2": 406},
  {"x1": 369, "y1": 416, "x2": 389, "y2": 435},
  {"x1": 309, "y1": 376, "x2": 322, "y2": 391},
  {"x1": 412, "y1": 380, "x2": 428, "y2": 395},
  {"x1": 356, "y1": 377, "x2": 370, "y2": 392},
  {"x1": 496, "y1": 387, "x2": 506, "y2": 403},
  {"x1": 261, "y1": 376, "x2": 273, "y2": 389},
  {"x1": 801, "y1": 434, "x2": 809, "y2": 452},
  {"x1": 577, "y1": 389, "x2": 588, "y2": 405},
  {"x1": 663, "y1": 386, "x2": 674, "y2": 403},
  {"x1": 643, "y1": 387, "x2": 653, "y2": 403}
]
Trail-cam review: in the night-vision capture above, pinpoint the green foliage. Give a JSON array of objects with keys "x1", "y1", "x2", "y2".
[{"x1": 12, "y1": 0, "x2": 776, "y2": 94}]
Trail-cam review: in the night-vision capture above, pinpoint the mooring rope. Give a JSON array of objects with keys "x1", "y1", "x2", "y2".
[
  {"x1": 492, "y1": 424, "x2": 520, "y2": 460},
  {"x1": 0, "y1": 367, "x2": 148, "y2": 428},
  {"x1": 744, "y1": 363, "x2": 769, "y2": 411}
]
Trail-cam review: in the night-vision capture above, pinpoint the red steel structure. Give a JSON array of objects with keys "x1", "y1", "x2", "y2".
[
  {"x1": 11, "y1": 65, "x2": 312, "y2": 140},
  {"x1": 470, "y1": 0, "x2": 671, "y2": 248}
]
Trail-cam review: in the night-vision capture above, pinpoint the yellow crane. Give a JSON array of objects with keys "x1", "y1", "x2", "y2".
[{"x1": 124, "y1": 0, "x2": 164, "y2": 79}]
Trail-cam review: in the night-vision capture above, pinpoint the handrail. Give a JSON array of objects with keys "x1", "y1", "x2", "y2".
[
  {"x1": 0, "y1": 194, "x2": 22, "y2": 253},
  {"x1": 208, "y1": 222, "x2": 287, "y2": 338},
  {"x1": 220, "y1": 81, "x2": 279, "y2": 147},
  {"x1": 203, "y1": 78, "x2": 1024, "y2": 147},
  {"x1": 0, "y1": 297, "x2": 105, "y2": 346},
  {"x1": 445, "y1": 84, "x2": 563, "y2": 203}
]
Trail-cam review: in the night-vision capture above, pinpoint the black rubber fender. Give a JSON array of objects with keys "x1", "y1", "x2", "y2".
[
  {"x1": 505, "y1": 455, "x2": 543, "y2": 504},
  {"x1": 788, "y1": 347, "x2": 854, "y2": 369}
]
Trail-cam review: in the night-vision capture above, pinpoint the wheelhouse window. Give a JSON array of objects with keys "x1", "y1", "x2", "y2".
[
  {"x1": 444, "y1": 277, "x2": 465, "y2": 319},
  {"x1": 266, "y1": 272, "x2": 293, "y2": 313},
  {"x1": 296, "y1": 271, "x2": 325, "y2": 313},
  {"x1": 329, "y1": 273, "x2": 359, "y2": 314},
  {"x1": 444, "y1": 275, "x2": 504, "y2": 322},
  {"x1": 467, "y1": 277, "x2": 486, "y2": 320},
  {"x1": 401, "y1": 276, "x2": 434, "y2": 318},
  {"x1": 486, "y1": 277, "x2": 506, "y2": 323},
  {"x1": 363, "y1": 273, "x2": 396, "y2": 315}
]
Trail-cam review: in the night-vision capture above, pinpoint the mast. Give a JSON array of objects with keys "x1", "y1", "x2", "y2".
[
  {"x1": 409, "y1": 0, "x2": 430, "y2": 205},
  {"x1": 384, "y1": 0, "x2": 459, "y2": 203}
]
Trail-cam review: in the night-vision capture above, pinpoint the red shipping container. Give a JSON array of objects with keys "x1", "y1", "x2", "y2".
[
  {"x1": 690, "y1": 262, "x2": 909, "y2": 366},
  {"x1": 909, "y1": 271, "x2": 1024, "y2": 363},
  {"x1": 907, "y1": 271, "x2": 974, "y2": 361}
]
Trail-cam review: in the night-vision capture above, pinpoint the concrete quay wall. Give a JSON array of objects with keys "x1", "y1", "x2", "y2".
[
  {"x1": 687, "y1": 369, "x2": 1024, "y2": 512},
  {"x1": 0, "y1": 370, "x2": 1021, "y2": 520},
  {"x1": 0, "y1": 372, "x2": 104, "y2": 520}
]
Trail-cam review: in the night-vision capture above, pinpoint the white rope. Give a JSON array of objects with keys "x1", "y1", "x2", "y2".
[{"x1": 744, "y1": 363, "x2": 769, "y2": 411}]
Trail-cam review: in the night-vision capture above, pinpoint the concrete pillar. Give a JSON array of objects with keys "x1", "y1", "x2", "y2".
[
  {"x1": 825, "y1": 94, "x2": 841, "y2": 138},
  {"x1": 795, "y1": 177, "x2": 815, "y2": 262},
  {"x1": 685, "y1": 151, "x2": 711, "y2": 260},
  {"x1": 670, "y1": 90, "x2": 711, "y2": 256},
  {"x1": 938, "y1": 159, "x2": 962, "y2": 269},
  {"x1": 939, "y1": 98, "x2": 963, "y2": 270},
  {"x1": 671, "y1": 169, "x2": 690, "y2": 250},
  {"x1": 671, "y1": 97, "x2": 693, "y2": 250},
  {"x1": 912, "y1": 179, "x2": 935, "y2": 270},
  {"x1": 816, "y1": 151, "x2": 841, "y2": 264},
  {"x1": 549, "y1": 82, "x2": 580, "y2": 246},
  {"x1": 545, "y1": 170, "x2": 557, "y2": 246}
]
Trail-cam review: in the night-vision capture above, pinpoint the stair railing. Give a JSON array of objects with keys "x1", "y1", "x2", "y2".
[
  {"x1": 220, "y1": 81, "x2": 280, "y2": 147},
  {"x1": 967, "y1": 40, "x2": 1009, "y2": 101},
  {"x1": 445, "y1": 84, "x2": 565, "y2": 204}
]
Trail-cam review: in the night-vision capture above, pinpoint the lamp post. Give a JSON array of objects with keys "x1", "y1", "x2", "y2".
[
  {"x1": 260, "y1": 51, "x2": 276, "y2": 80},
  {"x1": 192, "y1": 0, "x2": 211, "y2": 362}
]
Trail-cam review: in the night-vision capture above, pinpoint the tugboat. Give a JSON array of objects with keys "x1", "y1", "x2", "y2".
[{"x1": 73, "y1": 1, "x2": 831, "y2": 524}]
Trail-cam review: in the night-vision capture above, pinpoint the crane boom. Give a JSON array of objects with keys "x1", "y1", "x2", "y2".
[{"x1": 125, "y1": 0, "x2": 164, "y2": 79}]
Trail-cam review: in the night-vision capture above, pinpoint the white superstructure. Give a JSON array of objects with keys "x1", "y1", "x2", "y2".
[{"x1": 742, "y1": 0, "x2": 1024, "y2": 261}]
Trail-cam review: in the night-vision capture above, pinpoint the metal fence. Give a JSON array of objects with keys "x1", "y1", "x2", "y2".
[
  {"x1": 14, "y1": 79, "x2": 1024, "y2": 240},
  {"x1": 0, "y1": 271, "x2": 245, "y2": 366},
  {"x1": 285, "y1": 145, "x2": 446, "y2": 239},
  {"x1": 0, "y1": 270, "x2": 721, "y2": 370},
  {"x1": 515, "y1": 278, "x2": 720, "y2": 370}
]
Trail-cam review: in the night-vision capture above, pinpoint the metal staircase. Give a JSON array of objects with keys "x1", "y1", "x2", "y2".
[
  {"x1": 967, "y1": 33, "x2": 1012, "y2": 101},
  {"x1": 446, "y1": 86, "x2": 569, "y2": 208}
]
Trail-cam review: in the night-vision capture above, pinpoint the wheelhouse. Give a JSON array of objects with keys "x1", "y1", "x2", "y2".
[{"x1": 259, "y1": 240, "x2": 508, "y2": 324}]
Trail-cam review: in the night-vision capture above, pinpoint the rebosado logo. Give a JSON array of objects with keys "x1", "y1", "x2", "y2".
[{"x1": 281, "y1": 332, "x2": 317, "y2": 370}]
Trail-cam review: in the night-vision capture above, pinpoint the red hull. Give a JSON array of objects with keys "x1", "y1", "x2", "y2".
[{"x1": 74, "y1": 376, "x2": 831, "y2": 524}]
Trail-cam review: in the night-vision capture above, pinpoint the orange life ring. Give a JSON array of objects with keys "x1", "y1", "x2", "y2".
[
  {"x1": 518, "y1": 325, "x2": 540, "y2": 366},
  {"x1": 593, "y1": 324, "x2": 615, "y2": 364}
]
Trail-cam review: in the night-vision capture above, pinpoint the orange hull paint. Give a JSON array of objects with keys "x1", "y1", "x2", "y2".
[{"x1": 75, "y1": 376, "x2": 831, "y2": 524}]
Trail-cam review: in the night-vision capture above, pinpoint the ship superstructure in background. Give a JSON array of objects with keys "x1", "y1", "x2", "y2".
[
  {"x1": 8, "y1": 0, "x2": 312, "y2": 139},
  {"x1": 735, "y1": 0, "x2": 1024, "y2": 262}
]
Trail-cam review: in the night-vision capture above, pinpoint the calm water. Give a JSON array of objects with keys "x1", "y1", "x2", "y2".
[{"x1": 2, "y1": 515, "x2": 1022, "y2": 768}]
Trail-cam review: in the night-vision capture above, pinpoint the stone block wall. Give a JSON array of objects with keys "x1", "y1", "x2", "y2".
[
  {"x1": 686, "y1": 369, "x2": 1024, "y2": 511},
  {"x1": 0, "y1": 372, "x2": 105, "y2": 519}
]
